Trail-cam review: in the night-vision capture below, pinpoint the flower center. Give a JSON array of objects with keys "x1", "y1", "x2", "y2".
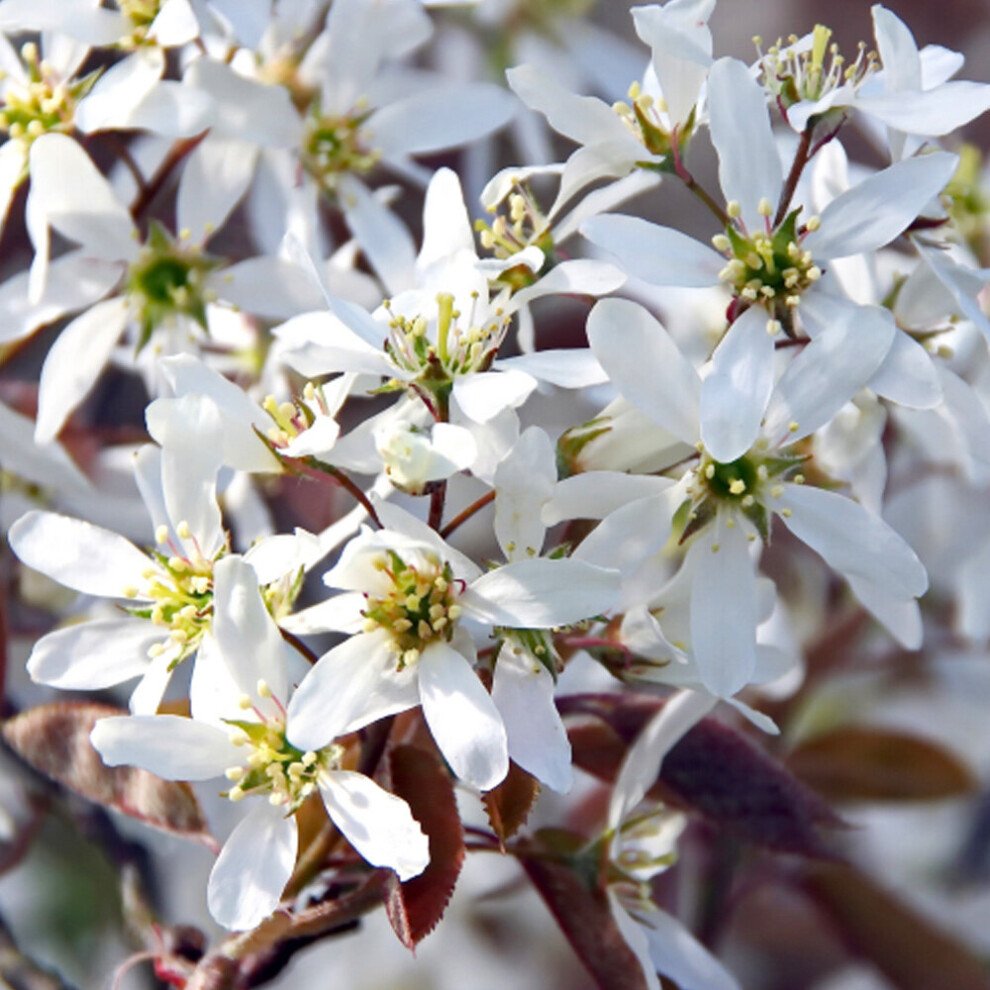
[
  {"x1": 262, "y1": 381, "x2": 333, "y2": 449},
  {"x1": 224, "y1": 689, "x2": 343, "y2": 811},
  {"x1": 755, "y1": 25, "x2": 878, "y2": 110},
  {"x1": 301, "y1": 102, "x2": 381, "y2": 193},
  {"x1": 362, "y1": 551, "x2": 462, "y2": 668},
  {"x1": 118, "y1": 0, "x2": 167, "y2": 47},
  {"x1": 475, "y1": 180, "x2": 554, "y2": 289},
  {"x1": 123, "y1": 521, "x2": 221, "y2": 667},
  {"x1": 0, "y1": 43, "x2": 86, "y2": 151},
  {"x1": 679, "y1": 442, "x2": 807, "y2": 545},
  {"x1": 125, "y1": 222, "x2": 219, "y2": 348},
  {"x1": 613, "y1": 81, "x2": 686, "y2": 159},
  {"x1": 713, "y1": 204, "x2": 821, "y2": 324}
]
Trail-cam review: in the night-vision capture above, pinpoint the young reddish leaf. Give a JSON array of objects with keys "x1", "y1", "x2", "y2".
[
  {"x1": 484, "y1": 760, "x2": 540, "y2": 844},
  {"x1": 787, "y1": 726, "x2": 978, "y2": 802},
  {"x1": 2, "y1": 703, "x2": 212, "y2": 844},
  {"x1": 562, "y1": 694, "x2": 844, "y2": 858},
  {"x1": 384, "y1": 744, "x2": 465, "y2": 948},
  {"x1": 521, "y1": 850, "x2": 650, "y2": 990},
  {"x1": 802, "y1": 863, "x2": 990, "y2": 990}
]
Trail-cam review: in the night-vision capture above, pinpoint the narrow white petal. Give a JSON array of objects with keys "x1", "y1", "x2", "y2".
[
  {"x1": 28, "y1": 133, "x2": 136, "y2": 259},
  {"x1": 177, "y1": 138, "x2": 258, "y2": 242},
  {"x1": 609, "y1": 688, "x2": 716, "y2": 830},
  {"x1": 708, "y1": 58, "x2": 782, "y2": 229},
  {"x1": 208, "y1": 805, "x2": 297, "y2": 931},
  {"x1": 0, "y1": 399, "x2": 90, "y2": 492},
  {"x1": 121, "y1": 80, "x2": 213, "y2": 138},
  {"x1": 35, "y1": 296, "x2": 129, "y2": 443},
  {"x1": 775, "y1": 484, "x2": 928, "y2": 599},
  {"x1": 855, "y1": 83, "x2": 990, "y2": 135},
  {"x1": 452, "y1": 369, "x2": 536, "y2": 423},
  {"x1": 463, "y1": 558, "x2": 620, "y2": 628},
  {"x1": 319, "y1": 771, "x2": 429, "y2": 881},
  {"x1": 700, "y1": 307, "x2": 775, "y2": 463},
  {"x1": 74, "y1": 49, "x2": 165, "y2": 133},
  {"x1": 494, "y1": 426, "x2": 556, "y2": 560},
  {"x1": 587, "y1": 298, "x2": 701, "y2": 444},
  {"x1": 492, "y1": 647, "x2": 572, "y2": 793},
  {"x1": 763, "y1": 296, "x2": 894, "y2": 446},
  {"x1": 419, "y1": 641, "x2": 508, "y2": 791},
  {"x1": 805, "y1": 152, "x2": 958, "y2": 259},
  {"x1": 607, "y1": 893, "x2": 662, "y2": 990},
  {"x1": 545, "y1": 473, "x2": 674, "y2": 525},
  {"x1": 339, "y1": 175, "x2": 416, "y2": 296},
  {"x1": 91, "y1": 715, "x2": 235, "y2": 779},
  {"x1": 873, "y1": 5, "x2": 921, "y2": 92},
  {"x1": 27, "y1": 620, "x2": 155, "y2": 691},
  {"x1": 418, "y1": 168, "x2": 474, "y2": 270},
  {"x1": 8, "y1": 509, "x2": 150, "y2": 597},
  {"x1": 689, "y1": 522, "x2": 758, "y2": 698},
  {"x1": 847, "y1": 574, "x2": 923, "y2": 650},
  {"x1": 371, "y1": 83, "x2": 515, "y2": 157},
  {"x1": 286, "y1": 632, "x2": 419, "y2": 751},
  {"x1": 128, "y1": 651, "x2": 175, "y2": 716},
  {"x1": 213, "y1": 556, "x2": 289, "y2": 708},
  {"x1": 867, "y1": 330, "x2": 941, "y2": 408},
  {"x1": 506, "y1": 64, "x2": 627, "y2": 146},
  {"x1": 639, "y1": 901, "x2": 742, "y2": 990},
  {"x1": 581, "y1": 216, "x2": 722, "y2": 287},
  {"x1": 508, "y1": 258, "x2": 627, "y2": 310},
  {"x1": 148, "y1": 0, "x2": 199, "y2": 46}
]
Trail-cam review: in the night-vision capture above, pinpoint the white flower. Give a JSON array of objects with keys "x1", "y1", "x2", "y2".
[
  {"x1": 606, "y1": 689, "x2": 741, "y2": 990},
  {"x1": 9, "y1": 440, "x2": 226, "y2": 713},
  {"x1": 583, "y1": 297, "x2": 927, "y2": 694},
  {"x1": 91, "y1": 555, "x2": 429, "y2": 930},
  {"x1": 286, "y1": 518, "x2": 620, "y2": 791}
]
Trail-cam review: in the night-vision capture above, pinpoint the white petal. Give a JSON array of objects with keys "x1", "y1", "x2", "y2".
[
  {"x1": 690, "y1": 520, "x2": 758, "y2": 697},
  {"x1": 286, "y1": 631, "x2": 419, "y2": 751},
  {"x1": 805, "y1": 152, "x2": 959, "y2": 260},
  {"x1": 867, "y1": 330, "x2": 941, "y2": 408},
  {"x1": 28, "y1": 133, "x2": 136, "y2": 259},
  {"x1": 607, "y1": 893, "x2": 662, "y2": 990},
  {"x1": 491, "y1": 647, "x2": 572, "y2": 793},
  {"x1": 184, "y1": 59, "x2": 301, "y2": 147},
  {"x1": 91, "y1": 715, "x2": 235, "y2": 779},
  {"x1": 708, "y1": 58, "x2": 782, "y2": 229},
  {"x1": 587, "y1": 298, "x2": 701, "y2": 444},
  {"x1": 208, "y1": 804, "x2": 297, "y2": 931},
  {"x1": 847, "y1": 574, "x2": 923, "y2": 650},
  {"x1": 609, "y1": 688, "x2": 716, "y2": 828},
  {"x1": 545, "y1": 473, "x2": 674, "y2": 525},
  {"x1": 177, "y1": 138, "x2": 257, "y2": 241},
  {"x1": 453, "y1": 369, "x2": 536, "y2": 423},
  {"x1": 700, "y1": 306, "x2": 775, "y2": 462},
  {"x1": 148, "y1": 0, "x2": 199, "y2": 46},
  {"x1": 0, "y1": 251, "x2": 121, "y2": 345},
  {"x1": 508, "y1": 258, "x2": 627, "y2": 311},
  {"x1": 495, "y1": 350, "x2": 607, "y2": 391},
  {"x1": 127, "y1": 650, "x2": 175, "y2": 715},
  {"x1": 872, "y1": 5, "x2": 921, "y2": 92},
  {"x1": 463, "y1": 558, "x2": 620, "y2": 628},
  {"x1": 506, "y1": 64, "x2": 627, "y2": 146},
  {"x1": 639, "y1": 901, "x2": 742, "y2": 990},
  {"x1": 855, "y1": 83, "x2": 990, "y2": 135},
  {"x1": 27, "y1": 619, "x2": 155, "y2": 691},
  {"x1": 763, "y1": 296, "x2": 894, "y2": 446},
  {"x1": 419, "y1": 641, "x2": 508, "y2": 791},
  {"x1": 319, "y1": 771, "x2": 429, "y2": 881},
  {"x1": 371, "y1": 83, "x2": 515, "y2": 158},
  {"x1": 0, "y1": 399, "x2": 90, "y2": 492},
  {"x1": 418, "y1": 168, "x2": 473, "y2": 270},
  {"x1": 121, "y1": 80, "x2": 213, "y2": 138},
  {"x1": 213, "y1": 556, "x2": 289, "y2": 708},
  {"x1": 494, "y1": 426, "x2": 555, "y2": 560},
  {"x1": 8, "y1": 509, "x2": 150, "y2": 597},
  {"x1": 74, "y1": 49, "x2": 165, "y2": 134},
  {"x1": 775, "y1": 484, "x2": 928, "y2": 599},
  {"x1": 0, "y1": 0, "x2": 127, "y2": 45},
  {"x1": 338, "y1": 175, "x2": 416, "y2": 296},
  {"x1": 581, "y1": 216, "x2": 722, "y2": 287},
  {"x1": 35, "y1": 295, "x2": 129, "y2": 443}
]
